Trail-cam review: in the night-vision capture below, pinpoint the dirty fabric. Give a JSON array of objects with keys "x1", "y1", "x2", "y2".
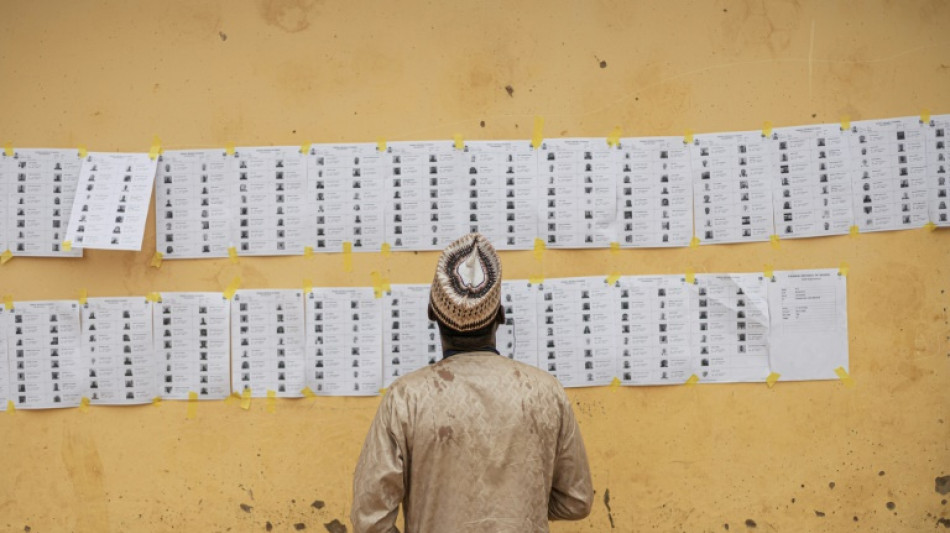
[{"x1": 351, "y1": 351, "x2": 593, "y2": 532}]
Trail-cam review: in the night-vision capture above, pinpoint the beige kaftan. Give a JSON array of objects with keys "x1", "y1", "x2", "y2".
[{"x1": 351, "y1": 351, "x2": 593, "y2": 533}]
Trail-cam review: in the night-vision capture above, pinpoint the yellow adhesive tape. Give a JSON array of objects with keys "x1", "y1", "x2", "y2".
[
  {"x1": 6, "y1": 400, "x2": 15, "y2": 413},
  {"x1": 3, "y1": 295, "x2": 13, "y2": 310},
  {"x1": 150, "y1": 251, "x2": 163, "y2": 269},
  {"x1": 3, "y1": 143, "x2": 12, "y2": 157},
  {"x1": 146, "y1": 292, "x2": 161, "y2": 303},
  {"x1": 762, "y1": 121, "x2": 773, "y2": 138},
  {"x1": 530, "y1": 116, "x2": 545, "y2": 149},
  {"x1": 609, "y1": 242, "x2": 620, "y2": 254},
  {"x1": 152, "y1": 396, "x2": 162, "y2": 407},
  {"x1": 62, "y1": 240, "x2": 73, "y2": 252},
  {"x1": 377, "y1": 138, "x2": 387, "y2": 152},
  {"x1": 766, "y1": 372, "x2": 780, "y2": 388},
  {"x1": 533, "y1": 238, "x2": 545, "y2": 261},
  {"x1": 606, "y1": 126, "x2": 622, "y2": 148},
  {"x1": 266, "y1": 390, "x2": 277, "y2": 413},
  {"x1": 608, "y1": 376, "x2": 621, "y2": 390},
  {"x1": 770, "y1": 234, "x2": 780, "y2": 249},
  {"x1": 299, "y1": 141, "x2": 311, "y2": 154},
  {"x1": 921, "y1": 109, "x2": 931, "y2": 124},
  {"x1": 79, "y1": 397, "x2": 91, "y2": 412},
  {"x1": 834, "y1": 366, "x2": 855, "y2": 387},
  {"x1": 303, "y1": 278, "x2": 313, "y2": 294},
  {"x1": 240, "y1": 388, "x2": 252, "y2": 410},
  {"x1": 301, "y1": 387, "x2": 317, "y2": 398},
  {"x1": 186, "y1": 391, "x2": 198, "y2": 419},
  {"x1": 684, "y1": 129, "x2": 694, "y2": 144},
  {"x1": 304, "y1": 246, "x2": 314, "y2": 257},
  {"x1": 0, "y1": 249, "x2": 12, "y2": 265},
  {"x1": 840, "y1": 116, "x2": 851, "y2": 131},
  {"x1": 924, "y1": 221, "x2": 937, "y2": 232},
  {"x1": 453, "y1": 134, "x2": 464, "y2": 150},
  {"x1": 371, "y1": 271, "x2": 385, "y2": 299},
  {"x1": 528, "y1": 274, "x2": 544, "y2": 285},
  {"x1": 224, "y1": 392, "x2": 240, "y2": 406},
  {"x1": 342, "y1": 241, "x2": 353, "y2": 272},
  {"x1": 685, "y1": 374, "x2": 699, "y2": 386},
  {"x1": 849, "y1": 225, "x2": 859, "y2": 237},
  {"x1": 148, "y1": 136, "x2": 162, "y2": 160},
  {"x1": 838, "y1": 262, "x2": 849, "y2": 277},
  {"x1": 78, "y1": 289, "x2": 88, "y2": 305},
  {"x1": 606, "y1": 272, "x2": 621, "y2": 285},
  {"x1": 764, "y1": 264, "x2": 774, "y2": 278},
  {"x1": 381, "y1": 242, "x2": 391, "y2": 256},
  {"x1": 685, "y1": 268, "x2": 695, "y2": 284},
  {"x1": 225, "y1": 143, "x2": 235, "y2": 156},
  {"x1": 689, "y1": 236, "x2": 700, "y2": 248},
  {"x1": 223, "y1": 277, "x2": 241, "y2": 300},
  {"x1": 78, "y1": 145, "x2": 87, "y2": 159},
  {"x1": 228, "y1": 246, "x2": 238, "y2": 262}
]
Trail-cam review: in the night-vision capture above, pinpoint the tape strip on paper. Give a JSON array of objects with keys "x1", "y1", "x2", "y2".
[
  {"x1": 342, "y1": 241, "x2": 353, "y2": 272},
  {"x1": 834, "y1": 366, "x2": 855, "y2": 387},
  {"x1": 530, "y1": 116, "x2": 544, "y2": 149},
  {"x1": 266, "y1": 390, "x2": 277, "y2": 413},
  {"x1": 186, "y1": 391, "x2": 198, "y2": 419},
  {"x1": 223, "y1": 277, "x2": 241, "y2": 300}
]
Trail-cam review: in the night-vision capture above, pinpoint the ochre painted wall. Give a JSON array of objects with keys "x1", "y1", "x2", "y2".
[{"x1": 1, "y1": 1, "x2": 948, "y2": 531}]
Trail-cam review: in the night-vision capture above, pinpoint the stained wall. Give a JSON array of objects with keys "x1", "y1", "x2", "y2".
[{"x1": 0, "y1": 1, "x2": 948, "y2": 531}]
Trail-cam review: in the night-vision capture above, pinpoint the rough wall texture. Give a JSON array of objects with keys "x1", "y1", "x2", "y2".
[{"x1": 0, "y1": 0, "x2": 948, "y2": 531}]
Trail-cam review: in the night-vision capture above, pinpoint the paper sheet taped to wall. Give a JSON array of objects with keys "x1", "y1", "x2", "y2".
[
  {"x1": 64, "y1": 152, "x2": 158, "y2": 250},
  {"x1": 0, "y1": 149, "x2": 84, "y2": 257},
  {"x1": 767, "y1": 269, "x2": 849, "y2": 381}
]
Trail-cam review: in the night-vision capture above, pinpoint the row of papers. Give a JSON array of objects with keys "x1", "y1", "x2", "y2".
[
  {"x1": 0, "y1": 115, "x2": 946, "y2": 257},
  {"x1": 0, "y1": 268, "x2": 848, "y2": 409}
]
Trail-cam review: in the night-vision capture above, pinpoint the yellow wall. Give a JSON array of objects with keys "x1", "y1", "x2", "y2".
[{"x1": 1, "y1": 0, "x2": 948, "y2": 531}]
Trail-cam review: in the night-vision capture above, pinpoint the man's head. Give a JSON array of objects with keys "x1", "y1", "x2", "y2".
[{"x1": 428, "y1": 233, "x2": 505, "y2": 351}]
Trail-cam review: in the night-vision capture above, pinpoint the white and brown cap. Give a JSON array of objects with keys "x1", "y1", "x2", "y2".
[{"x1": 428, "y1": 233, "x2": 502, "y2": 333}]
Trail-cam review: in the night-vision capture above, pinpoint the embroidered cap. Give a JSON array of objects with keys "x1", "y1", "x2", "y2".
[{"x1": 429, "y1": 233, "x2": 502, "y2": 333}]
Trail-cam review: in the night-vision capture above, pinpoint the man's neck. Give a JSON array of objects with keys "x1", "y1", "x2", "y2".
[{"x1": 440, "y1": 336, "x2": 498, "y2": 358}]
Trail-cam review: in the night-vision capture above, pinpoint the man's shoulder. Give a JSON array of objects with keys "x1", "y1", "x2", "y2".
[{"x1": 392, "y1": 353, "x2": 565, "y2": 395}]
